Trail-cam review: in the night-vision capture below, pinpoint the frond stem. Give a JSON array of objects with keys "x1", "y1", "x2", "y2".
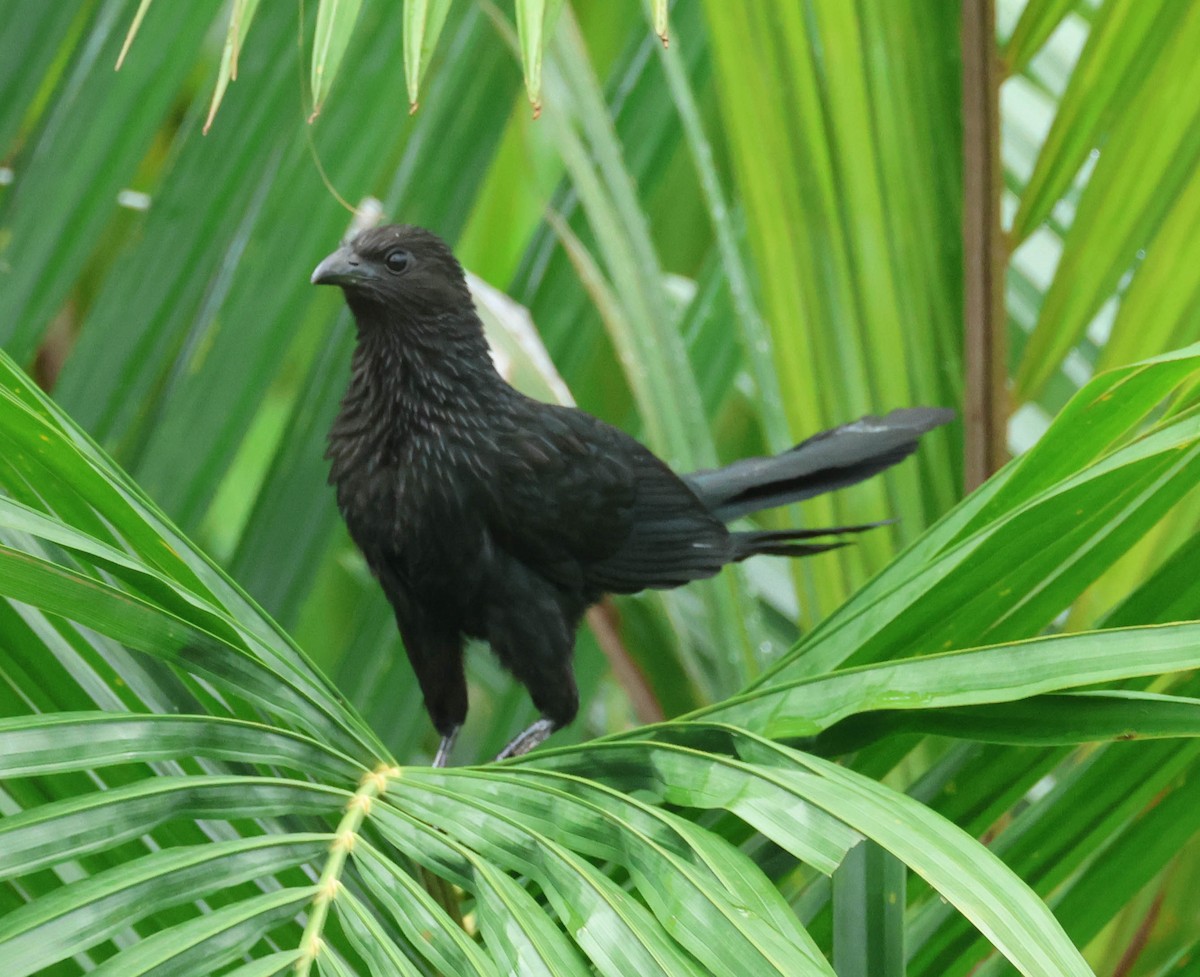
[{"x1": 294, "y1": 763, "x2": 402, "y2": 976}]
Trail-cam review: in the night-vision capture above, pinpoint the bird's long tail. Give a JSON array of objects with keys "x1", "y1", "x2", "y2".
[{"x1": 683, "y1": 406, "x2": 955, "y2": 559}]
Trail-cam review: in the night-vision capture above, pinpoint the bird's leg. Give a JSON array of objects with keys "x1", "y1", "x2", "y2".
[
  {"x1": 495, "y1": 718, "x2": 556, "y2": 761},
  {"x1": 432, "y1": 726, "x2": 461, "y2": 768}
]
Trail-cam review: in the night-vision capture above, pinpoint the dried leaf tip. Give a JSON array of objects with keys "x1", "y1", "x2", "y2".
[
  {"x1": 409, "y1": 101, "x2": 419, "y2": 116},
  {"x1": 653, "y1": 0, "x2": 668, "y2": 48},
  {"x1": 531, "y1": 100, "x2": 542, "y2": 120}
]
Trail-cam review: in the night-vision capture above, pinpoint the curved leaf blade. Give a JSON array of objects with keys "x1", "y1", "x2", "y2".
[
  {"x1": 402, "y1": 0, "x2": 452, "y2": 112},
  {"x1": 310, "y1": 0, "x2": 363, "y2": 119}
]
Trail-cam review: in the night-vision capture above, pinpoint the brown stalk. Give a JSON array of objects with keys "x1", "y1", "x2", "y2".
[
  {"x1": 961, "y1": 0, "x2": 1009, "y2": 491},
  {"x1": 586, "y1": 600, "x2": 665, "y2": 725},
  {"x1": 1111, "y1": 882, "x2": 1168, "y2": 977}
]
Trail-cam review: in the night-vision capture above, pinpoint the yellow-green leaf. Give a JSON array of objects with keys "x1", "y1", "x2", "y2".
[
  {"x1": 114, "y1": 0, "x2": 156, "y2": 70},
  {"x1": 1001, "y1": 0, "x2": 1075, "y2": 76},
  {"x1": 310, "y1": 0, "x2": 363, "y2": 120},
  {"x1": 203, "y1": 0, "x2": 261, "y2": 134},
  {"x1": 402, "y1": 0, "x2": 452, "y2": 113},
  {"x1": 1009, "y1": 0, "x2": 1192, "y2": 246},
  {"x1": 515, "y1": 0, "x2": 546, "y2": 117},
  {"x1": 653, "y1": 0, "x2": 668, "y2": 47},
  {"x1": 1013, "y1": 1, "x2": 1200, "y2": 403},
  {"x1": 1097, "y1": 162, "x2": 1200, "y2": 374}
]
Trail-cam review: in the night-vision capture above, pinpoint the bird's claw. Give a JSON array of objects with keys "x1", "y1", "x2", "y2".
[{"x1": 495, "y1": 718, "x2": 555, "y2": 761}]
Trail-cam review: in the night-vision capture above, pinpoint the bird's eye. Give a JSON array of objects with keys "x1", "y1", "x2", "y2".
[{"x1": 384, "y1": 249, "x2": 411, "y2": 274}]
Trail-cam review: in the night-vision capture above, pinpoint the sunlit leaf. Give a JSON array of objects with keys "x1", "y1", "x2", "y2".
[
  {"x1": 1008, "y1": 0, "x2": 1192, "y2": 245},
  {"x1": 1001, "y1": 0, "x2": 1075, "y2": 76},
  {"x1": 1013, "y1": 3, "x2": 1200, "y2": 402}
]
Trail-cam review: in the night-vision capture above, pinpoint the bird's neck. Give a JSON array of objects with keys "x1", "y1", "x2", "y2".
[
  {"x1": 352, "y1": 308, "x2": 502, "y2": 406},
  {"x1": 328, "y1": 310, "x2": 508, "y2": 482}
]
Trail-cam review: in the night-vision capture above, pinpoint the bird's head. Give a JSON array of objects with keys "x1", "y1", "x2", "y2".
[{"x1": 311, "y1": 224, "x2": 473, "y2": 322}]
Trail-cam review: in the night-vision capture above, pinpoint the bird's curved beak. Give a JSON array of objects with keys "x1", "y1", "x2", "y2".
[{"x1": 311, "y1": 246, "x2": 376, "y2": 286}]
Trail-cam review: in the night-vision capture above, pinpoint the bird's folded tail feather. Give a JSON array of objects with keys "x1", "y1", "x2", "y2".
[
  {"x1": 731, "y1": 521, "x2": 887, "y2": 560},
  {"x1": 685, "y1": 406, "x2": 955, "y2": 522}
]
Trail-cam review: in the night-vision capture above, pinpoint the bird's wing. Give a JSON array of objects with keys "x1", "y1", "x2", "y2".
[
  {"x1": 483, "y1": 404, "x2": 731, "y2": 595},
  {"x1": 480, "y1": 405, "x2": 633, "y2": 590},
  {"x1": 580, "y1": 445, "x2": 734, "y2": 593}
]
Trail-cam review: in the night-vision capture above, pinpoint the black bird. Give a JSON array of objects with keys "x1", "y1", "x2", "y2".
[{"x1": 312, "y1": 224, "x2": 952, "y2": 764}]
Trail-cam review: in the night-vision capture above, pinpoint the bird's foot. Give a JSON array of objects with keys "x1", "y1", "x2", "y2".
[
  {"x1": 432, "y1": 726, "x2": 461, "y2": 768},
  {"x1": 495, "y1": 718, "x2": 556, "y2": 761}
]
